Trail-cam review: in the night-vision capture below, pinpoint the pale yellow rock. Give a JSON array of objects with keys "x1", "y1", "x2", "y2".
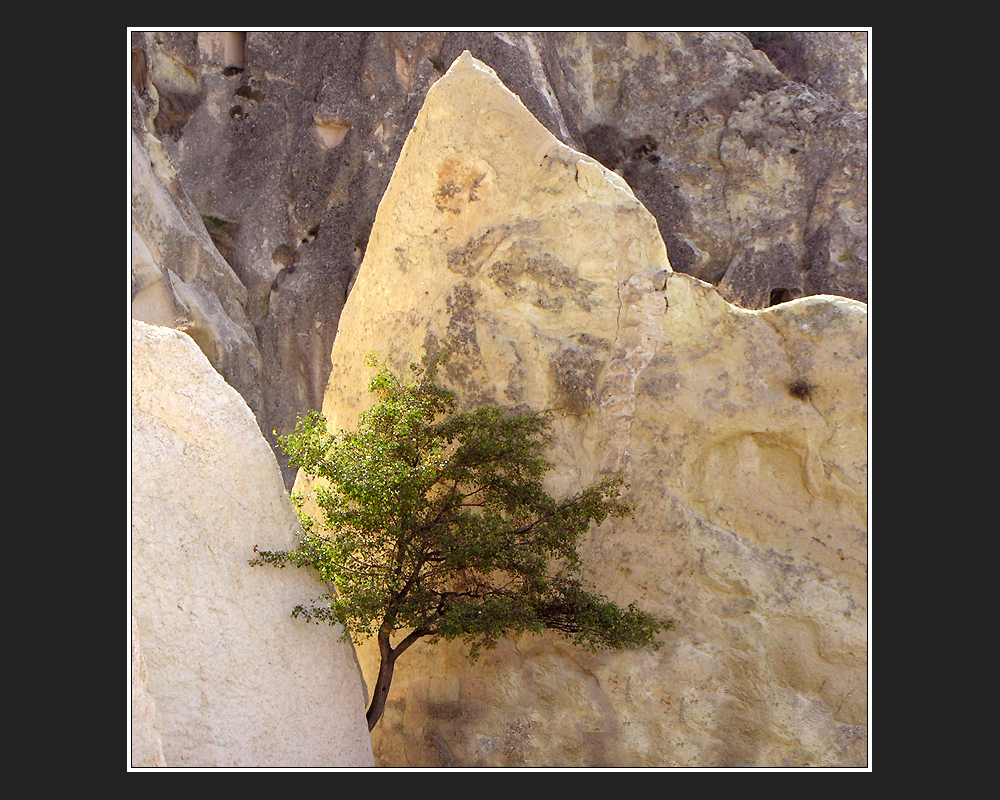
[
  {"x1": 131, "y1": 320, "x2": 375, "y2": 768},
  {"x1": 302, "y1": 52, "x2": 867, "y2": 768}
]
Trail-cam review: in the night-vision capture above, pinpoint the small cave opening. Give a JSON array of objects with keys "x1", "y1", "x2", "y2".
[
  {"x1": 769, "y1": 288, "x2": 794, "y2": 306},
  {"x1": 301, "y1": 224, "x2": 320, "y2": 245}
]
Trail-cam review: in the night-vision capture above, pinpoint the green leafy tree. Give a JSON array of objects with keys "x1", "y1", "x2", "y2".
[{"x1": 252, "y1": 353, "x2": 671, "y2": 730}]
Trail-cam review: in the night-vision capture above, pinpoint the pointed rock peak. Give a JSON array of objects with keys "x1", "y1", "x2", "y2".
[
  {"x1": 434, "y1": 50, "x2": 531, "y2": 111},
  {"x1": 444, "y1": 49, "x2": 498, "y2": 79},
  {"x1": 325, "y1": 48, "x2": 672, "y2": 426},
  {"x1": 381, "y1": 48, "x2": 658, "y2": 234}
]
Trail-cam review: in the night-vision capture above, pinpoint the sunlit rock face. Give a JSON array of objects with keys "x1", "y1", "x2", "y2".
[
  {"x1": 131, "y1": 320, "x2": 375, "y2": 768},
  {"x1": 132, "y1": 31, "x2": 867, "y2": 488},
  {"x1": 133, "y1": 30, "x2": 591, "y2": 488},
  {"x1": 303, "y1": 53, "x2": 867, "y2": 768}
]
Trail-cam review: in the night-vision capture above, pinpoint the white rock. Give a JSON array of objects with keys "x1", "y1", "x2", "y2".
[{"x1": 130, "y1": 320, "x2": 374, "y2": 768}]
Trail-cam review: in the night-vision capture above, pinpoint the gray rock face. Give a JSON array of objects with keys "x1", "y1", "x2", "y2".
[
  {"x1": 744, "y1": 32, "x2": 868, "y2": 114},
  {"x1": 131, "y1": 82, "x2": 265, "y2": 426},
  {"x1": 548, "y1": 32, "x2": 868, "y2": 306},
  {"x1": 130, "y1": 31, "x2": 868, "y2": 490}
]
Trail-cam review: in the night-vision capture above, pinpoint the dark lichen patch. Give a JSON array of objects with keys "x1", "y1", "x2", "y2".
[
  {"x1": 445, "y1": 282, "x2": 481, "y2": 358},
  {"x1": 505, "y1": 366, "x2": 526, "y2": 404},
  {"x1": 434, "y1": 181, "x2": 462, "y2": 213},
  {"x1": 434, "y1": 157, "x2": 487, "y2": 214},
  {"x1": 488, "y1": 253, "x2": 596, "y2": 311},
  {"x1": 426, "y1": 701, "x2": 463, "y2": 721},
  {"x1": 550, "y1": 344, "x2": 605, "y2": 415},
  {"x1": 787, "y1": 377, "x2": 816, "y2": 400},
  {"x1": 533, "y1": 291, "x2": 564, "y2": 311},
  {"x1": 446, "y1": 226, "x2": 510, "y2": 278},
  {"x1": 635, "y1": 360, "x2": 681, "y2": 399},
  {"x1": 468, "y1": 173, "x2": 485, "y2": 201}
]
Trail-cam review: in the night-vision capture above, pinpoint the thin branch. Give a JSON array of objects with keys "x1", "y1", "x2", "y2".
[{"x1": 391, "y1": 626, "x2": 431, "y2": 659}]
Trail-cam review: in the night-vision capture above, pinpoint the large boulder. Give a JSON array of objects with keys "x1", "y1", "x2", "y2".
[
  {"x1": 131, "y1": 31, "x2": 867, "y2": 487},
  {"x1": 302, "y1": 52, "x2": 867, "y2": 769},
  {"x1": 130, "y1": 320, "x2": 374, "y2": 768}
]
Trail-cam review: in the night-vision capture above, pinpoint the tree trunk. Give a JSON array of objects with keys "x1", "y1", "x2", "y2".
[
  {"x1": 366, "y1": 630, "x2": 396, "y2": 731},
  {"x1": 365, "y1": 625, "x2": 429, "y2": 730}
]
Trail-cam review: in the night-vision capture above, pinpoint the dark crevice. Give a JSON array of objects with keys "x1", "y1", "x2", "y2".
[
  {"x1": 769, "y1": 288, "x2": 794, "y2": 306},
  {"x1": 742, "y1": 32, "x2": 809, "y2": 83}
]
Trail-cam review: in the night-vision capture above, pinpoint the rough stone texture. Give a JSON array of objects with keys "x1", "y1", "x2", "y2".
[
  {"x1": 301, "y1": 53, "x2": 867, "y2": 769},
  {"x1": 548, "y1": 31, "x2": 868, "y2": 307},
  {"x1": 744, "y1": 32, "x2": 868, "y2": 115},
  {"x1": 131, "y1": 82, "x2": 265, "y2": 426},
  {"x1": 130, "y1": 320, "x2": 375, "y2": 768},
  {"x1": 130, "y1": 31, "x2": 867, "y2": 488},
  {"x1": 131, "y1": 616, "x2": 167, "y2": 768}
]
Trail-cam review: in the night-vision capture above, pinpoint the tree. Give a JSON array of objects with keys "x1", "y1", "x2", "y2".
[{"x1": 251, "y1": 353, "x2": 671, "y2": 731}]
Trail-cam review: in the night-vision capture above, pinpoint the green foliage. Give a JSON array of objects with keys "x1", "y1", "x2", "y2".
[{"x1": 251, "y1": 353, "x2": 671, "y2": 726}]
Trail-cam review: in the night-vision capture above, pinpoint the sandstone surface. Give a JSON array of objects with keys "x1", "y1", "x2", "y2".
[
  {"x1": 130, "y1": 31, "x2": 868, "y2": 488},
  {"x1": 300, "y1": 52, "x2": 867, "y2": 769},
  {"x1": 130, "y1": 320, "x2": 374, "y2": 768}
]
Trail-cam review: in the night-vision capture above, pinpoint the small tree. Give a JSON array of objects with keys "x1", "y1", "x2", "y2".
[{"x1": 252, "y1": 353, "x2": 670, "y2": 730}]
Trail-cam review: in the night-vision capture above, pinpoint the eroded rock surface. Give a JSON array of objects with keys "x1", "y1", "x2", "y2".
[
  {"x1": 131, "y1": 80, "x2": 265, "y2": 427},
  {"x1": 130, "y1": 320, "x2": 374, "y2": 768},
  {"x1": 301, "y1": 53, "x2": 867, "y2": 769},
  {"x1": 130, "y1": 31, "x2": 867, "y2": 487},
  {"x1": 549, "y1": 31, "x2": 868, "y2": 306}
]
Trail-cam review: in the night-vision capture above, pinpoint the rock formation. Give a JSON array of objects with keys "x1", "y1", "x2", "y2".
[
  {"x1": 129, "y1": 30, "x2": 867, "y2": 488},
  {"x1": 130, "y1": 320, "x2": 375, "y2": 768},
  {"x1": 299, "y1": 52, "x2": 867, "y2": 768},
  {"x1": 131, "y1": 80, "x2": 265, "y2": 427},
  {"x1": 131, "y1": 616, "x2": 167, "y2": 768},
  {"x1": 551, "y1": 32, "x2": 868, "y2": 307}
]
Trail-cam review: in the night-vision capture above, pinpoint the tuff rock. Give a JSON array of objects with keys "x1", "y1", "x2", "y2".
[
  {"x1": 130, "y1": 31, "x2": 868, "y2": 488},
  {"x1": 130, "y1": 319, "x2": 374, "y2": 768},
  {"x1": 549, "y1": 32, "x2": 868, "y2": 306},
  {"x1": 298, "y1": 52, "x2": 867, "y2": 769},
  {"x1": 131, "y1": 80, "x2": 265, "y2": 427}
]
